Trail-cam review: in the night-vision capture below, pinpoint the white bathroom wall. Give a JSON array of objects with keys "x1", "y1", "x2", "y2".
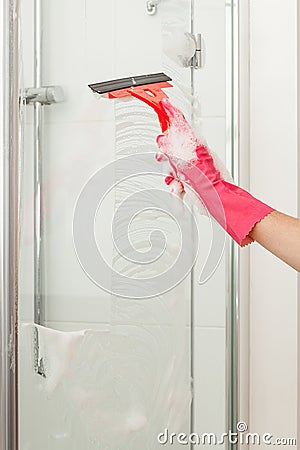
[{"x1": 249, "y1": 0, "x2": 298, "y2": 446}]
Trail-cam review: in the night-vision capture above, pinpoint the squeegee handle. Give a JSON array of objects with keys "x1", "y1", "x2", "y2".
[
  {"x1": 129, "y1": 84, "x2": 171, "y2": 132},
  {"x1": 108, "y1": 82, "x2": 172, "y2": 132}
]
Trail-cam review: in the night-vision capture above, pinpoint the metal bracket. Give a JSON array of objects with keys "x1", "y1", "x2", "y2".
[
  {"x1": 23, "y1": 85, "x2": 65, "y2": 105},
  {"x1": 146, "y1": 0, "x2": 160, "y2": 16},
  {"x1": 190, "y1": 34, "x2": 204, "y2": 69}
]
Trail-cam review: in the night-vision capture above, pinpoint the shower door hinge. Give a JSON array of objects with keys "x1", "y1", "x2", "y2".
[
  {"x1": 23, "y1": 85, "x2": 65, "y2": 105},
  {"x1": 189, "y1": 34, "x2": 204, "y2": 69}
]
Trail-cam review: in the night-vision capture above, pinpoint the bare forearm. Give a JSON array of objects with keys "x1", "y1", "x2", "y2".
[{"x1": 249, "y1": 211, "x2": 300, "y2": 271}]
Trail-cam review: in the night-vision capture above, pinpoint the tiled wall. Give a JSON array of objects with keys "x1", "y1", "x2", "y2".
[{"x1": 19, "y1": 0, "x2": 228, "y2": 448}]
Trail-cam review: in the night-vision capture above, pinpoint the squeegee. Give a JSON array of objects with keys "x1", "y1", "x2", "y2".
[{"x1": 89, "y1": 72, "x2": 173, "y2": 132}]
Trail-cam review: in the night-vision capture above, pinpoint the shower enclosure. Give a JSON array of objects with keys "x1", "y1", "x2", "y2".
[{"x1": 1, "y1": 0, "x2": 240, "y2": 448}]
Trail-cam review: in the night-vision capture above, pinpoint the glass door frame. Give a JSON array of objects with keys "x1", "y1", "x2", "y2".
[
  {"x1": 0, "y1": 1, "x2": 244, "y2": 449},
  {"x1": 0, "y1": 0, "x2": 20, "y2": 449}
]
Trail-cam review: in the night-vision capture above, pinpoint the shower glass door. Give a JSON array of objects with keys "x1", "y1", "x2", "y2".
[{"x1": 17, "y1": 0, "x2": 235, "y2": 448}]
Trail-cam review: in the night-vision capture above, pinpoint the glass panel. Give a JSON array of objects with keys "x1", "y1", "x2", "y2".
[
  {"x1": 18, "y1": 0, "x2": 234, "y2": 448},
  {"x1": 191, "y1": 0, "x2": 229, "y2": 443}
]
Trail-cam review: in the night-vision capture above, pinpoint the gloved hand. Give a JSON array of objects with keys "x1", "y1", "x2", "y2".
[{"x1": 156, "y1": 99, "x2": 274, "y2": 247}]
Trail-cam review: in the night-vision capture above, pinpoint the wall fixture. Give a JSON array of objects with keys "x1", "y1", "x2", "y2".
[{"x1": 146, "y1": 0, "x2": 160, "y2": 16}]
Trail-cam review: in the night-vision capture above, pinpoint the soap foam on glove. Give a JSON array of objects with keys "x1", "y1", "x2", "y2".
[{"x1": 156, "y1": 99, "x2": 275, "y2": 247}]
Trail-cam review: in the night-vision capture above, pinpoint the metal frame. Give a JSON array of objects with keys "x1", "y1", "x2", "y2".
[
  {"x1": 226, "y1": 2, "x2": 251, "y2": 448},
  {"x1": 0, "y1": 0, "x2": 20, "y2": 449},
  {"x1": 297, "y1": 0, "x2": 300, "y2": 443},
  {"x1": 33, "y1": 0, "x2": 44, "y2": 325},
  {"x1": 226, "y1": 0, "x2": 240, "y2": 447},
  {"x1": 189, "y1": 4, "x2": 195, "y2": 447},
  {"x1": 236, "y1": 1, "x2": 251, "y2": 447}
]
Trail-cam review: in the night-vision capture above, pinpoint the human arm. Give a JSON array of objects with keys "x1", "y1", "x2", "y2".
[
  {"x1": 156, "y1": 99, "x2": 300, "y2": 272},
  {"x1": 249, "y1": 211, "x2": 300, "y2": 271}
]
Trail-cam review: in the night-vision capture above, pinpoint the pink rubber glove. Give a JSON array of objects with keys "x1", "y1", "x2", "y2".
[{"x1": 156, "y1": 99, "x2": 275, "y2": 247}]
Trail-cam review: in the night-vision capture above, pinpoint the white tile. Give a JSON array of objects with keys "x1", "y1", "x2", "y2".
[
  {"x1": 114, "y1": 0, "x2": 163, "y2": 78},
  {"x1": 43, "y1": 88, "x2": 116, "y2": 124},
  {"x1": 85, "y1": 0, "x2": 115, "y2": 80},
  {"x1": 193, "y1": 0, "x2": 226, "y2": 118},
  {"x1": 42, "y1": 1, "x2": 84, "y2": 84},
  {"x1": 44, "y1": 294, "x2": 112, "y2": 325},
  {"x1": 199, "y1": 117, "x2": 226, "y2": 162},
  {"x1": 45, "y1": 321, "x2": 110, "y2": 332},
  {"x1": 41, "y1": 122, "x2": 115, "y2": 323},
  {"x1": 20, "y1": 0, "x2": 34, "y2": 88},
  {"x1": 42, "y1": 0, "x2": 115, "y2": 123},
  {"x1": 192, "y1": 216, "x2": 226, "y2": 328},
  {"x1": 193, "y1": 327, "x2": 226, "y2": 448},
  {"x1": 111, "y1": 278, "x2": 191, "y2": 327}
]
